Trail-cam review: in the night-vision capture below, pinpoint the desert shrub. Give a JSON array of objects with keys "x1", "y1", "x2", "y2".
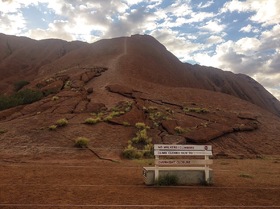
[
  {"x1": 184, "y1": 107, "x2": 209, "y2": 114},
  {"x1": 147, "y1": 106, "x2": 158, "y2": 111},
  {"x1": 74, "y1": 137, "x2": 89, "y2": 148},
  {"x1": 52, "y1": 96, "x2": 59, "y2": 101},
  {"x1": 123, "y1": 122, "x2": 153, "y2": 160},
  {"x1": 48, "y1": 125, "x2": 57, "y2": 131},
  {"x1": 0, "y1": 95, "x2": 15, "y2": 110},
  {"x1": 55, "y1": 118, "x2": 68, "y2": 127},
  {"x1": 122, "y1": 122, "x2": 130, "y2": 126},
  {"x1": 0, "y1": 129, "x2": 7, "y2": 134},
  {"x1": 135, "y1": 122, "x2": 150, "y2": 130},
  {"x1": 122, "y1": 144, "x2": 143, "y2": 159},
  {"x1": 64, "y1": 80, "x2": 72, "y2": 89},
  {"x1": 132, "y1": 128, "x2": 152, "y2": 145},
  {"x1": 111, "y1": 111, "x2": 125, "y2": 117},
  {"x1": 144, "y1": 106, "x2": 171, "y2": 127},
  {"x1": 156, "y1": 174, "x2": 179, "y2": 186},
  {"x1": 149, "y1": 111, "x2": 168, "y2": 121},
  {"x1": 103, "y1": 115, "x2": 113, "y2": 121},
  {"x1": 165, "y1": 107, "x2": 174, "y2": 114},
  {"x1": 143, "y1": 143, "x2": 154, "y2": 158},
  {"x1": 0, "y1": 89, "x2": 43, "y2": 111},
  {"x1": 85, "y1": 117, "x2": 101, "y2": 124},
  {"x1": 14, "y1": 80, "x2": 30, "y2": 92},
  {"x1": 174, "y1": 126, "x2": 185, "y2": 134},
  {"x1": 103, "y1": 110, "x2": 125, "y2": 122},
  {"x1": 14, "y1": 89, "x2": 43, "y2": 104}
]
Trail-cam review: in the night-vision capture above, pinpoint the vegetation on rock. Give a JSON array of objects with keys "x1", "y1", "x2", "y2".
[
  {"x1": 0, "y1": 89, "x2": 43, "y2": 111},
  {"x1": 74, "y1": 137, "x2": 89, "y2": 148}
]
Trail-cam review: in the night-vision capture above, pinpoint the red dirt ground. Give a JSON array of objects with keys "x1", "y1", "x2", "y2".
[{"x1": 0, "y1": 149, "x2": 279, "y2": 209}]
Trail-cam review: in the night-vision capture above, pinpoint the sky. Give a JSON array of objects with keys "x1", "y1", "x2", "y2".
[{"x1": 0, "y1": 0, "x2": 280, "y2": 100}]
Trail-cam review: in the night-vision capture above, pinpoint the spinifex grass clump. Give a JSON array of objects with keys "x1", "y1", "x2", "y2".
[
  {"x1": 48, "y1": 125, "x2": 57, "y2": 131},
  {"x1": 84, "y1": 117, "x2": 102, "y2": 124},
  {"x1": 123, "y1": 122, "x2": 153, "y2": 159},
  {"x1": 74, "y1": 137, "x2": 89, "y2": 148},
  {"x1": 55, "y1": 118, "x2": 68, "y2": 127},
  {"x1": 143, "y1": 106, "x2": 172, "y2": 127},
  {"x1": 183, "y1": 107, "x2": 209, "y2": 114}
]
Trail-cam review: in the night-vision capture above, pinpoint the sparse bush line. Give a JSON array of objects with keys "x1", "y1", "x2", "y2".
[
  {"x1": 183, "y1": 107, "x2": 209, "y2": 114},
  {"x1": 85, "y1": 117, "x2": 102, "y2": 124}
]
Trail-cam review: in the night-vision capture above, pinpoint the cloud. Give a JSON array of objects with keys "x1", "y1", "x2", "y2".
[
  {"x1": 200, "y1": 20, "x2": 226, "y2": 33},
  {"x1": 239, "y1": 24, "x2": 252, "y2": 33},
  {"x1": 0, "y1": 12, "x2": 26, "y2": 35},
  {"x1": 150, "y1": 29, "x2": 203, "y2": 62},
  {"x1": 27, "y1": 20, "x2": 74, "y2": 41},
  {"x1": 221, "y1": 0, "x2": 280, "y2": 26},
  {"x1": 193, "y1": 22, "x2": 280, "y2": 101},
  {"x1": 198, "y1": 0, "x2": 214, "y2": 9},
  {"x1": 254, "y1": 73, "x2": 280, "y2": 100},
  {"x1": 206, "y1": 35, "x2": 224, "y2": 44}
]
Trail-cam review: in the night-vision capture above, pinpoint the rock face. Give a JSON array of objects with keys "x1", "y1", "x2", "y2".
[
  {"x1": 0, "y1": 33, "x2": 280, "y2": 159},
  {"x1": 1, "y1": 33, "x2": 279, "y2": 116}
]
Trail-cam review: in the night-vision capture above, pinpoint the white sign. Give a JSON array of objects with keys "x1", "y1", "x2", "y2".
[
  {"x1": 156, "y1": 159, "x2": 213, "y2": 165},
  {"x1": 154, "y1": 144, "x2": 212, "y2": 151},
  {"x1": 154, "y1": 150, "x2": 212, "y2": 156}
]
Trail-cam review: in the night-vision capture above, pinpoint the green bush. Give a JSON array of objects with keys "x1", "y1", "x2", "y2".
[
  {"x1": 156, "y1": 174, "x2": 179, "y2": 186},
  {"x1": 74, "y1": 137, "x2": 89, "y2": 148},
  {"x1": 55, "y1": 118, "x2": 68, "y2": 127},
  {"x1": 14, "y1": 89, "x2": 43, "y2": 104},
  {"x1": 0, "y1": 89, "x2": 43, "y2": 111}
]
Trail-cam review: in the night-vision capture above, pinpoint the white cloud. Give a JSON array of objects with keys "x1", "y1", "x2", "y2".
[
  {"x1": 239, "y1": 24, "x2": 252, "y2": 33},
  {"x1": 193, "y1": 22, "x2": 280, "y2": 101},
  {"x1": 27, "y1": 20, "x2": 74, "y2": 41},
  {"x1": 206, "y1": 35, "x2": 224, "y2": 44},
  {"x1": 254, "y1": 73, "x2": 280, "y2": 100},
  {"x1": 166, "y1": 1, "x2": 192, "y2": 17},
  {"x1": 200, "y1": 20, "x2": 226, "y2": 33},
  {"x1": 150, "y1": 29, "x2": 203, "y2": 62},
  {"x1": 221, "y1": 0, "x2": 280, "y2": 26},
  {"x1": 0, "y1": 12, "x2": 26, "y2": 35},
  {"x1": 198, "y1": 0, "x2": 214, "y2": 9},
  {"x1": 235, "y1": 37, "x2": 261, "y2": 54},
  {"x1": 185, "y1": 12, "x2": 215, "y2": 24}
]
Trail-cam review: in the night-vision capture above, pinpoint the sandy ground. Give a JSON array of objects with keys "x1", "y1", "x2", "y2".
[{"x1": 0, "y1": 148, "x2": 279, "y2": 209}]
